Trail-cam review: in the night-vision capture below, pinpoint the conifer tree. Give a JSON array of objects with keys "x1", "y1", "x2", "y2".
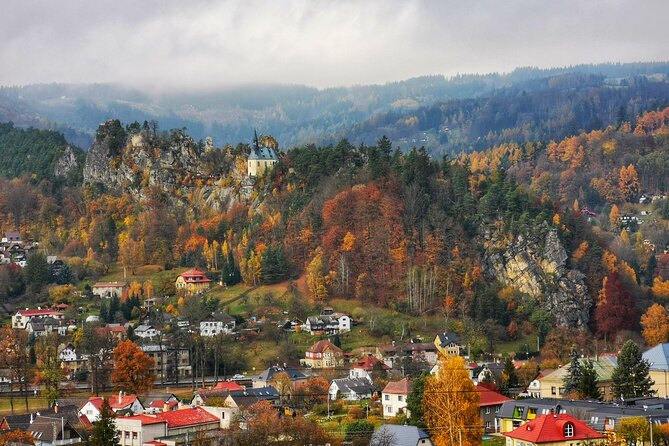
[
  {"x1": 578, "y1": 359, "x2": 602, "y2": 400},
  {"x1": 612, "y1": 340, "x2": 654, "y2": 399},
  {"x1": 88, "y1": 399, "x2": 119, "y2": 446},
  {"x1": 563, "y1": 346, "x2": 582, "y2": 395}
]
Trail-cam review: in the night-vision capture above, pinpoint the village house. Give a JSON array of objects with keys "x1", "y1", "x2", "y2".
[
  {"x1": 371, "y1": 425, "x2": 434, "y2": 446},
  {"x1": 28, "y1": 415, "x2": 83, "y2": 446},
  {"x1": 199, "y1": 312, "x2": 235, "y2": 337},
  {"x1": 224, "y1": 387, "x2": 281, "y2": 409},
  {"x1": 175, "y1": 268, "x2": 211, "y2": 295},
  {"x1": 642, "y1": 343, "x2": 669, "y2": 397},
  {"x1": 58, "y1": 343, "x2": 89, "y2": 380},
  {"x1": 349, "y1": 355, "x2": 390, "y2": 382},
  {"x1": 301, "y1": 339, "x2": 344, "y2": 369},
  {"x1": 503, "y1": 412, "x2": 605, "y2": 446},
  {"x1": 329, "y1": 378, "x2": 376, "y2": 401},
  {"x1": 433, "y1": 332, "x2": 464, "y2": 357},
  {"x1": 141, "y1": 344, "x2": 192, "y2": 380},
  {"x1": 12, "y1": 308, "x2": 63, "y2": 329},
  {"x1": 190, "y1": 381, "x2": 246, "y2": 406},
  {"x1": 91, "y1": 281, "x2": 128, "y2": 299},
  {"x1": 382, "y1": 377, "x2": 412, "y2": 418},
  {"x1": 79, "y1": 393, "x2": 145, "y2": 422},
  {"x1": 374, "y1": 342, "x2": 438, "y2": 368},
  {"x1": 115, "y1": 407, "x2": 221, "y2": 446},
  {"x1": 537, "y1": 355, "x2": 617, "y2": 400},
  {"x1": 302, "y1": 312, "x2": 351, "y2": 335},
  {"x1": 478, "y1": 384, "x2": 512, "y2": 433},
  {"x1": 134, "y1": 324, "x2": 161, "y2": 340},
  {"x1": 253, "y1": 365, "x2": 308, "y2": 390},
  {"x1": 1, "y1": 231, "x2": 21, "y2": 243}
]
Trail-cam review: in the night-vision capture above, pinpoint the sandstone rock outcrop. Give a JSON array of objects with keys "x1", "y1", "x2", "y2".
[{"x1": 483, "y1": 226, "x2": 591, "y2": 327}]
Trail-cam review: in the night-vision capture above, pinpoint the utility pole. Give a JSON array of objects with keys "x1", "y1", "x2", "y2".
[{"x1": 649, "y1": 416, "x2": 654, "y2": 446}]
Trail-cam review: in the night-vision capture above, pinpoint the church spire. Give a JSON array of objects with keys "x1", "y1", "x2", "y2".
[{"x1": 253, "y1": 129, "x2": 259, "y2": 150}]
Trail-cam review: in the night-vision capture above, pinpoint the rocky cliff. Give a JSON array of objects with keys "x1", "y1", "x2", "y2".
[
  {"x1": 83, "y1": 121, "x2": 244, "y2": 212},
  {"x1": 482, "y1": 226, "x2": 591, "y2": 327}
]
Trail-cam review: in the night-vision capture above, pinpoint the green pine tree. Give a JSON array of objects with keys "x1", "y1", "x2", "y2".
[
  {"x1": 407, "y1": 372, "x2": 427, "y2": 428},
  {"x1": 612, "y1": 340, "x2": 654, "y2": 399},
  {"x1": 88, "y1": 399, "x2": 119, "y2": 445},
  {"x1": 563, "y1": 346, "x2": 582, "y2": 395},
  {"x1": 578, "y1": 359, "x2": 602, "y2": 400}
]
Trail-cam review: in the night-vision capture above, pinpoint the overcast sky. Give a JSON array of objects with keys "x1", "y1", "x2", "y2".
[{"x1": 2, "y1": 0, "x2": 668, "y2": 89}]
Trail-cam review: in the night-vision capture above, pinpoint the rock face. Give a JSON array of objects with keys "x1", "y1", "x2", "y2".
[
  {"x1": 83, "y1": 121, "x2": 242, "y2": 212},
  {"x1": 54, "y1": 146, "x2": 79, "y2": 177},
  {"x1": 483, "y1": 227, "x2": 592, "y2": 327}
]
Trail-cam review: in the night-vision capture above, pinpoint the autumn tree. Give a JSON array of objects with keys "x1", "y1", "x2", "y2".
[
  {"x1": 111, "y1": 339, "x2": 155, "y2": 395},
  {"x1": 619, "y1": 164, "x2": 640, "y2": 202},
  {"x1": 306, "y1": 247, "x2": 328, "y2": 301},
  {"x1": 618, "y1": 417, "x2": 649, "y2": 446},
  {"x1": 641, "y1": 304, "x2": 669, "y2": 347},
  {"x1": 88, "y1": 399, "x2": 119, "y2": 446},
  {"x1": 0, "y1": 327, "x2": 33, "y2": 413},
  {"x1": 609, "y1": 204, "x2": 620, "y2": 228},
  {"x1": 594, "y1": 272, "x2": 637, "y2": 340},
  {"x1": 118, "y1": 234, "x2": 145, "y2": 275},
  {"x1": 612, "y1": 340, "x2": 654, "y2": 399},
  {"x1": 0, "y1": 430, "x2": 35, "y2": 445},
  {"x1": 424, "y1": 355, "x2": 482, "y2": 446},
  {"x1": 34, "y1": 334, "x2": 63, "y2": 407}
]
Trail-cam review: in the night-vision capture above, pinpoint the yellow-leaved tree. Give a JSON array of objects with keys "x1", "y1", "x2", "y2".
[
  {"x1": 424, "y1": 355, "x2": 482, "y2": 446},
  {"x1": 641, "y1": 304, "x2": 669, "y2": 347}
]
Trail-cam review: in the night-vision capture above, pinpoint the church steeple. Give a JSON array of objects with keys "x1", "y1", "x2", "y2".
[{"x1": 253, "y1": 129, "x2": 259, "y2": 150}]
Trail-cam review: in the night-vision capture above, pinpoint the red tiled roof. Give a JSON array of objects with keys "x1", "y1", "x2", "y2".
[
  {"x1": 79, "y1": 414, "x2": 92, "y2": 429},
  {"x1": 145, "y1": 441, "x2": 168, "y2": 446},
  {"x1": 118, "y1": 414, "x2": 167, "y2": 426},
  {"x1": 17, "y1": 309, "x2": 61, "y2": 317},
  {"x1": 505, "y1": 413, "x2": 605, "y2": 443},
  {"x1": 92, "y1": 282, "x2": 128, "y2": 288},
  {"x1": 155, "y1": 407, "x2": 219, "y2": 428},
  {"x1": 353, "y1": 355, "x2": 390, "y2": 371},
  {"x1": 179, "y1": 269, "x2": 211, "y2": 283},
  {"x1": 383, "y1": 377, "x2": 412, "y2": 395},
  {"x1": 213, "y1": 382, "x2": 245, "y2": 391},
  {"x1": 149, "y1": 400, "x2": 179, "y2": 409},
  {"x1": 307, "y1": 340, "x2": 343, "y2": 354},
  {"x1": 477, "y1": 384, "x2": 512, "y2": 406},
  {"x1": 86, "y1": 395, "x2": 139, "y2": 411}
]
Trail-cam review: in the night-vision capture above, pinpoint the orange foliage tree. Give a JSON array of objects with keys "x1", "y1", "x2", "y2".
[
  {"x1": 641, "y1": 304, "x2": 669, "y2": 347},
  {"x1": 111, "y1": 340, "x2": 155, "y2": 395}
]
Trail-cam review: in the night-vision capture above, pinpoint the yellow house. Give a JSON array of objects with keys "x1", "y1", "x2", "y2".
[
  {"x1": 175, "y1": 269, "x2": 211, "y2": 295},
  {"x1": 504, "y1": 413, "x2": 605, "y2": 446},
  {"x1": 434, "y1": 332, "x2": 463, "y2": 357},
  {"x1": 301, "y1": 340, "x2": 344, "y2": 369},
  {"x1": 642, "y1": 343, "x2": 669, "y2": 397},
  {"x1": 537, "y1": 355, "x2": 617, "y2": 401}
]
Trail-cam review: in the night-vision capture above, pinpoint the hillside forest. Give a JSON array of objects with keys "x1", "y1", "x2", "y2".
[{"x1": 4, "y1": 105, "x2": 669, "y2": 363}]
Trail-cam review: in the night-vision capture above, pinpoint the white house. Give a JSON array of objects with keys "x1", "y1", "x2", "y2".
[
  {"x1": 302, "y1": 313, "x2": 351, "y2": 335},
  {"x1": 349, "y1": 355, "x2": 390, "y2": 382},
  {"x1": 79, "y1": 394, "x2": 144, "y2": 422},
  {"x1": 134, "y1": 325, "x2": 161, "y2": 340},
  {"x1": 329, "y1": 378, "x2": 376, "y2": 401},
  {"x1": 12, "y1": 308, "x2": 62, "y2": 329},
  {"x1": 91, "y1": 281, "x2": 128, "y2": 299},
  {"x1": 382, "y1": 377, "x2": 412, "y2": 418},
  {"x1": 199, "y1": 312, "x2": 236, "y2": 337}
]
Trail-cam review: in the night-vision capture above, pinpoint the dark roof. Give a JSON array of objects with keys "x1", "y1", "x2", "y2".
[
  {"x1": 228, "y1": 387, "x2": 280, "y2": 408},
  {"x1": 371, "y1": 424, "x2": 432, "y2": 446},
  {"x1": 436, "y1": 332, "x2": 461, "y2": 345},
  {"x1": 643, "y1": 343, "x2": 669, "y2": 370},
  {"x1": 257, "y1": 365, "x2": 307, "y2": 382},
  {"x1": 248, "y1": 146, "x2": 278, "y2": 161},
  {"x1": 332, "y1": 378, "x2": 376, "y2": 395},
  {"x1": 28, "y1": 416, "x2": 81, "y2": 443}
]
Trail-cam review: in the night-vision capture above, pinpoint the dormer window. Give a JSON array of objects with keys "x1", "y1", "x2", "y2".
[{"x1": 564, "y1": 422, "x2": 574, "y2": 437}]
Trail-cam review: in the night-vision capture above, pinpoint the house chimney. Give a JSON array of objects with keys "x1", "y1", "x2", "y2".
[
  {"x1": 30, "y1": 414, "x2": 33, "y2": 424},
  {"x1": 54, "y1": 402, "x2": 59, "y2": 414},
  {"x1": 118, "y1": 391, "x2": 123, "y2": 404},
  {"x1": 163, "y1": 402, "x2": 169, "y2": 413}
]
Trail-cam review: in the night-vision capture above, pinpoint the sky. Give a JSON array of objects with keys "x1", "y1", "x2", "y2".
[{"x1": 2, "y1": 0, "x2": 669, "y2": 89}]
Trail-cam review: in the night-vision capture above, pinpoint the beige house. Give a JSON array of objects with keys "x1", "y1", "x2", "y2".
[
  {"x1": 537, "y1": 355, "x2": 617, "y2": 401},
  {"x1": 301, "y1": 339, "x2": 344, "y2": 369},
  {"x1": 642, "y1": 343, "x2": 669, "y2": 397}
]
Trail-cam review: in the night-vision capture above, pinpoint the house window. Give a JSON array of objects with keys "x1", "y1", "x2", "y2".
[
  {"x1": 495, "y1": 406, "x2": 500, "y2": 413},
  {"x1": 512, "y1": 406, "x2": 525, "y2": 418},
  {"x1": 551, "y1": 386, "x2": 557, "y2": 395},
  {"x1": 564, "y1": 422, "x2": 574, "y2": 437},
  {"x1": 485, "y1": 407, "x2": 491, "y2": 414},
  {"x1": 398, "y1": 395, "x2": 403, "y2": 402},
  {"x1": 385, "y1": 395, "x2": 390, "y2": 401},
  {"x1": 486, "y1": 421, "x2": 491, "y2": 429}
]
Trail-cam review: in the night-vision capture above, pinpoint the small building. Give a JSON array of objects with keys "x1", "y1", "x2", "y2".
[
  {"x1": 329, "y1": 378, "x2": 376, "y2": 401},
  {"x1": 12, "y1": 308, "x2": 63, "y2": 329},
  {"x1": 91, "y1": 281, "x2": 129, "y2": 299},
  {"x1": 382, "y1": 377, "x2": 412, "y2": 418},
  {"x1": 537, "y1": 355, "x2": 617, "y2": 400},
  {"x1": 135, "y1": 324, "x2": 161, "y2": 340},
  {"x1": 503, "y1": 412, "x2": 605, "y2": 446},
  {"x1": 224, "y1": 387, "x2": 281, "y2": 409},
  {"x1": 643, "y1": 343, "x2": 669, "y2": 397},
  {"x1": 199, "y1": 312, "x2": 235, "y2": 337},
  {"x1": 247, "y1": 140, "x2": 279, "y2": 177},
  {"x1": 28, "y1": 415, "x2": 83, "y2": 446},
  {"x1": 79, "y1": 393, "x2": 144, "y2": 422},
  {"x1": 175, "y1": 269, "x2": 211, "y2": 295},
  {"x1": 253, "y1": 365, "x2": 308, "y2": 390},
  {"x1": 301, "y1": 340, "x2": 344, "y2": 369},
  {"x1": 1, "y1": 231, "x2": 21, "y2": 243},
  {"x1": 302, "y1": 313, "x2": 351, "y2": 335},
  {"x1": 349, "y1": 355, "x2": 390, "y2": 382},
  {"x1": 434, "y1": 332, "x2": 464, "y2": 357},
  {"x1": 141, "y1": 345, "x2": 192, "y2": 380},
  {"x1": 371, "y1": 424, "x2": 434, "y2": 446},
  {"x1": 477, "y1": 384, "x2": 512, "y2": 433}
]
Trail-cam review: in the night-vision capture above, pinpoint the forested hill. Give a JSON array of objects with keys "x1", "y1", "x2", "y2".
[
  {"x1": 4, "y1": 107, "x2": 669, "y2": 357},
  {"x1": 0, "y1": 122, "x2": 84, "y2": 183},
  {"x1": 1, "y1": 62, "x2": 669, "y2": 152},
  {"x1": 333, "y1": 73, "x2": 669, "y2": 154}
]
